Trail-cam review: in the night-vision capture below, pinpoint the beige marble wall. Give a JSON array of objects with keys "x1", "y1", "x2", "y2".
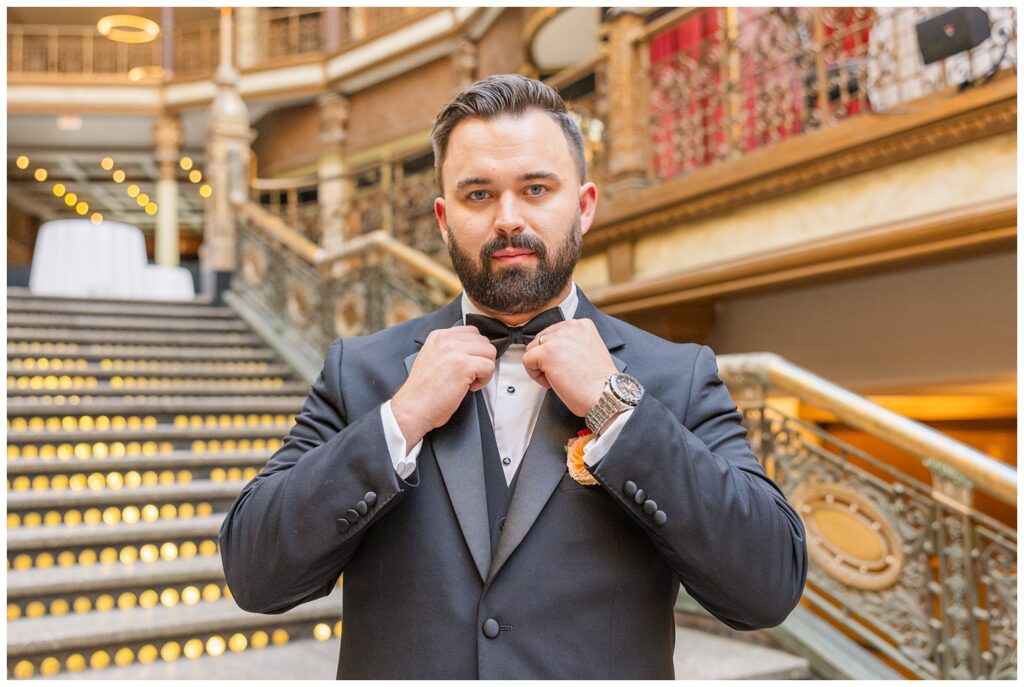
[
  {"x1": 630, "y1": 132, "x2": 1016, "y2": 281},
  {"x1": 573, "y1": 253, "x2": 609, "y2": 291}
]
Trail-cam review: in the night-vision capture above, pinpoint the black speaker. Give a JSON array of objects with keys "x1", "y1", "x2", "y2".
[{"x1": 915, "y1": 8, "x2": 991, "y2": 65}]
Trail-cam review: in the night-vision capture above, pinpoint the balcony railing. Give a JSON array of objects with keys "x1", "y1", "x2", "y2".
[
  {"x1": 719, "y1": 353, "x2": 1016, "y2": 680},
  {"x1": 641, "y1": 6, "x2": 1017, "y2": 181},
  {"x1": 8, "y1": 8, "x2": 434, "y2": 79}
]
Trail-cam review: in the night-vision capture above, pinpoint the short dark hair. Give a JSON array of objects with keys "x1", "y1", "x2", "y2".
[{"x1": 430, "y1": 74, "x2": 587, "y2": 190}]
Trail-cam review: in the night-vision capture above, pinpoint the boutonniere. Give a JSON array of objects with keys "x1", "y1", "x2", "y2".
[{"x1": 565, "y1": 429, "x2": 599, "y2": 486}]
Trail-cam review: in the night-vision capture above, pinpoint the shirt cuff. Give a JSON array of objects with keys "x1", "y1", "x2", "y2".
[
  {"x1": 582, "y1": 408, "x2": 634, "y2": 467},
  {"x1": 380, "y1": 400, "x2": 423, "y2": 479}
]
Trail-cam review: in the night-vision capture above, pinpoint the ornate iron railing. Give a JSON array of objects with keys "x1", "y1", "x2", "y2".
[
  {"x1": 251, "y1": 176, "x2": 321, "y2": 246},
  {"x1": 232, "y1": 200, "x2": 458, "y2": 355},
  {"x1": 718, "y1": 352, "x2": 1016, "y2": 680},
  {"x1": 172, "y1": 17, "x2": 220, "y2": 78},
  {"x1": 642, "y1": 6, "x2": 1018, "y2": 181},
  {"x1": 7, "y1": 24, "x2": 161, "y2": 77}
]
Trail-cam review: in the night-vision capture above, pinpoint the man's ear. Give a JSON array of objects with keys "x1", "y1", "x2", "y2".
[
  {"x1": 577, "y1": 182, "x2": 598, "y2": 236},
  {"x1": 434, "y1": 197, "x2": 449, "y2": 245}
]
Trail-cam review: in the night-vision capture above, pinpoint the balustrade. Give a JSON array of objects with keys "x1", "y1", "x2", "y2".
[
  {"x1": 718, "y1": 353, "x2": 1016, "y2": 680},
  {"x1": 8, "y1": 24, "x2": 159, "y2": 77},
  {"x1": 640, "y1": 6, "x2": 1017, "y2": 181}
]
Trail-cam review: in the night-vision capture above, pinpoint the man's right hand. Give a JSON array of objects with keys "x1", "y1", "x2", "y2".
[{"x1": 390, "y1": 326, "x2": 496, "y2": 449}]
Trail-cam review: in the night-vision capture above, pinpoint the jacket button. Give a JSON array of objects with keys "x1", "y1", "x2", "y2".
[
  {"x1": 643, "y1": 499, "x2": 658, "y2": 515},
  {"x1": 633, "y1": 489, "x2": 647, "y2": 505},
  {"x1": 355, "y1": 500, "x2": 368, "y2": 515},
  {"x1": 482, "y1": 618, "x2": 500, "y2": 638},
  {"x1": 364, "y1": 491, "x2": 377, "y2": 506},
  {"x1": 335, "y1": 518, "x2": 351, "y2": 533},
  {"x1": 653, "y1": 510, "x2": 668, "y2": 526},
  {"x1": 623, "y1": 481, "x2": 638, "y2": 497},
  {"x1": 345, "y1": 509, "x2": 360, "y2": 523}
]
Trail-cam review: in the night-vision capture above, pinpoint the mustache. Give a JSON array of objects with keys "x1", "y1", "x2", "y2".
[{"x1": 479, "y1": 233, "x2": 548, "y2": 264}]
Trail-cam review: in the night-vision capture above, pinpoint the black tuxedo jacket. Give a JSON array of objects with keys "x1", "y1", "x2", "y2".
[{"x1": 219, "y1": 290, "x2": 807, "y2": 679}]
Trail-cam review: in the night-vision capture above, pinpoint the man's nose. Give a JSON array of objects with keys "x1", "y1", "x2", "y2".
[{"x1": 493, "y1": 192, "x2": 525, "y2": 236}]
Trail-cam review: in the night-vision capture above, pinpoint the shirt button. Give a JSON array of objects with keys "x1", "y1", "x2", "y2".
[
  {"x1": 506, "y1": 385, "x2": 515, "y2": 394},
  {"x1": 502, "y1": 456, "x2": 511, "y2": 466}
]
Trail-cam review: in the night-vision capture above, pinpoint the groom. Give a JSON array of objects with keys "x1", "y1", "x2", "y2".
[{"x1": 219, "y1": 74, "x2": 807, "y2": 679}]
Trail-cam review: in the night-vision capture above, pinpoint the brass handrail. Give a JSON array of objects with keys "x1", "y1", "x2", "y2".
[
  {"x1": 238, "y1": 200, "x2": 460, "y2": 295},
  {"x1": 717, "y1": 352, "x2": 1017, "y2": 505}
]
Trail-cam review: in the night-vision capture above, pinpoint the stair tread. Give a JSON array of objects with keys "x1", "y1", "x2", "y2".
[
  {"x1": 42, "y1": 637, "x2": 342, "y2": 680},
  {"x1": 8, "y1": 588, "x2": 343, "y2": 654},
  {"x1": 7, "y1": 344, "x2": 278, "y2": 360},
  {"x1": 7, "y1": 397, "x2": 306, "y2": 415},
  {"x1": 8, "y1": 554, "x2": 227, "y2": 597},
  {"x1": 7, "y1": 329, "x2": 263, "y2": 346},
  {"x1": 8, "y1": 479, "x2": 248, "y2": 509},
  {"x1": 8, "y1": 314, "x2": 250, "y2": 332},
  {"x1": 6, "y1": 362, "x2": 295, "y2": 378},
  {"x1": 7, "y1": 514, "x2": 224, "y2": 549},
  {"x1": 7, "y1": 385, "x2": 310, "y2": 397},
  {"x1": 7, "y1": 450, "x2": 273, "y2": 474},
  {"x1": 8, "y1": 425, "x2": 291, "y2": 443},
  {"x1": 7, "y1": 289, "x2": 217, "y2": 309},
  {"x1": 673, "y1": 625, "x2": 811, "y2": 679}
]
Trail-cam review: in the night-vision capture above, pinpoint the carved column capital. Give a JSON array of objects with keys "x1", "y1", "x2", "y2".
[
  {"x1": 153, "y1": 113, "x2": 183, "y2": 180},
  {"x1": 318, "y1": 91, "x2": 350, "y2": 150}
]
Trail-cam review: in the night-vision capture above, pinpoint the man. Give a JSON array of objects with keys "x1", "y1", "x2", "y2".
[{"x1": 219, "y1": 74, "x2": 807, "y2": 679}]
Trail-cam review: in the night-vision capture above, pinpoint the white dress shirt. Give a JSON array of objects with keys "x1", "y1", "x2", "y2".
[{"x1": 380, "y1": 284, "x2": 633, "y2": 484}]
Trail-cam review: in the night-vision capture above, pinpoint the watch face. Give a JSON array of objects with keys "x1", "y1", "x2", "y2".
[{"x1": 610, "y1": 373, "x2": 644, "y2": 405}]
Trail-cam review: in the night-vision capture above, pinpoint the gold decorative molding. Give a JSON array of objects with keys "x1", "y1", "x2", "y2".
[
  {"x1": 587, "y1": 74, "x2": 1017, "y2": 254},
  {"x1": 590, "y1": 196, "x2": 1016, "y2": 315}
]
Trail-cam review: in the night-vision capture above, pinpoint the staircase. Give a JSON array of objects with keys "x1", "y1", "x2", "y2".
[
  {"x1": 5, "y1": 288, "x2": 815, "y2": 680},
  {"x1": 6, "y1": 289, "x2": 343, "y2": 680}
]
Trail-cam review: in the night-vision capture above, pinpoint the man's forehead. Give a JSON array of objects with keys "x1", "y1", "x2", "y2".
[{"x1": 443, "y1": 111, "x2": 575, "y2": 173}]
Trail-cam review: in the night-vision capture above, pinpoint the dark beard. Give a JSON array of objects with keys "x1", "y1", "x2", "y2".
[{"x1": 447, "y1": 214, "x2": 582, "y2": 315}]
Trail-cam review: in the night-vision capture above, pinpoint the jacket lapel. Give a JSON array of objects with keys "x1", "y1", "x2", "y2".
[
  {"x1": 406, "y1": 297, "x2": 491, "y2": 582},
  {"x1": 485, "y1": 289, "x2": 627, "y2": 584}
]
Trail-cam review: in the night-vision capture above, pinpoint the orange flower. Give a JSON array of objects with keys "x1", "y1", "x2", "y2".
[{"x1": 565, "y1": 430, "x2": 598, "y2": 486}]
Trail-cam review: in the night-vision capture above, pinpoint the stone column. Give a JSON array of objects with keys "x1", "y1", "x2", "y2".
[
  {"x1": 202, "y1": 7, "x2": 254, "y2": 299},
  {"x1": 318, "y1": 91, "x2": 349, "y2": 252},
  {"x1": 605, "y1": 8, "x2": 650, "y2": 192},
  {"x1": 452, "y1": 39, "x2": 477, "y2": 92},
  {"x1": 161, "y1": 7, "x2": 174, "y2": 76},
  {"x1": 153, "y1": 113, "x2": 182, "y2": 267},
  {"x1": 235, "y1": 7, "x2": 260, "y2": 70},
  {"x1": 325, "y1": 7, "x2": 342, "y2": 52}
]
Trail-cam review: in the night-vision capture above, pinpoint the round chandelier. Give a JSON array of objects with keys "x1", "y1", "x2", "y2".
[{"x1": 96, "y1": 15, "x2": 160, "y2": 44}]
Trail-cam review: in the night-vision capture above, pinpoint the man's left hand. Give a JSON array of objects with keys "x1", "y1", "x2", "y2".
[{"x1": 522, "y1": 318, "x2": 618, "y2": 417}]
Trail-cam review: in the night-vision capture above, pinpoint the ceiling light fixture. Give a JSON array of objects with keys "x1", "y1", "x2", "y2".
[{"x1": 97, "y1": 15, "x2": 160, "y2": 44}]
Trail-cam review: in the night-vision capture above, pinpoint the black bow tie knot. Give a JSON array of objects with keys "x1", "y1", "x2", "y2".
[{"x1": 465, "y1": 308, "x2": 564, "y2": 357}]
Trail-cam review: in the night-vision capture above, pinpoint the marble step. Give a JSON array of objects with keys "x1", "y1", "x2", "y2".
[
  {"x1": 7, "y1": 328, "x2": 263, "y2": 347},
  {"x1": 7, "y1": 342, "x2": 278, "y2": 361},
  {"x1": 7, "y1": 424, "x2": 292, "y2": 446},
  {"x1": 6, "y1": 362, "x2": 295, "y2": 380},
  {"x1": 7, "y1": 514, "x2": 224, "y2": 552},
  {"x1": 7, "y1": 450, "x2": 273, "y2": 477},
  {"x1": 7, "y1": 313, "x2": 250, "y2": 333},
  {"x1": 7, "y1": 479, "x2": 247, "y2": 512},
  {"x1": 7, "y1": 383, "x2": 307, "y2": 398},
  {"x1": 7, "y1": 396, "x2": 305, "y2": 417},
  {"x1": 6, "y1": 289, "x2": 220, "y2": 314}
]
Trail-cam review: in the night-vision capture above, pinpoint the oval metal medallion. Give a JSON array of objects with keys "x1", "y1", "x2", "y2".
[{"x1": 791, "y1": 483, "x2": 904, "y2": 591}]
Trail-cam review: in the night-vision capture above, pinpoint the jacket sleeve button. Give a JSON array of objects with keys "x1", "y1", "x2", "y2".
[
  {"x1": 633, "y1": 488, "x2": 647, "y2": 505},
  {"x1": 364, "y1": 491, "x2": 378, "y2": 506},
  {"x1": 355, "y1": 500, "x2": 368, "y2": 515},
  {"x1": 335, "y1": 518, "x2": 351, "y2": 533},
  {"x1": 482, "y1": 618, "x2": 500, "y2": 639},
  {"x1": 643, "y1": 499, "x2": 658, "y2": 515},
  {"x1": 653, "y1": 510, "x2": 667, "y2": 526},
  {"x1": 623, "y1": 481, "x2": 638, "y2": 497},
  {"x1": 345, "y1": 509, "x2": 360, "y2": 523}
]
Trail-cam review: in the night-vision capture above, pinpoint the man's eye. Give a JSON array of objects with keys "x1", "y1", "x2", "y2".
[
  {"x1": 467, "y1": 190, "x2": 489, "y2": 201},
  {"x1": 525, "y1": 184, "x2": 547, "y2": 196}
]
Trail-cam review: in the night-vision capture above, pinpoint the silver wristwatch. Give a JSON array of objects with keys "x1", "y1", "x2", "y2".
[{"x1": 585, "y1": 372, "x2": 644, "y2": 434}]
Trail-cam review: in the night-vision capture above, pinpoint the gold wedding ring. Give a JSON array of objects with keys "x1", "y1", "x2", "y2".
[{"x1": 538, "y1": 335, "x2": 547, "y2": 346}]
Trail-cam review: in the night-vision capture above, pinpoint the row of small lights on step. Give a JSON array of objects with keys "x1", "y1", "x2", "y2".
[
  {"x1": 9, "y1": 582, "x2": 234, "y2": 621},
  {"x1": 8, "y1": 437, "x2": 284, "y2": 461},
  {"x1": 8, "y1": 375, "x2": 287, "y2": 390},
  {"x1": 9, "y1": 501, "x2": 219, "y2": 529},
  {"x1": 8, "y1": 413, "x2": 294, "y2": 432},
  {"x1": 8, "y1": 467, "x2": 257, "y2": 498},
  {"x1": 9, "y1": 623, "x2": 342, "y2": 679},
  {"x1": 9, "y1": 538, "x2": 220, "y2": 571},
  {"x1": 13, "y1": 154, "x2": 213, "y2": 224},
  {"x1": 8, "y1": 358, "x2": 272, "y2": 372},
  {"x1": 10, "y1": 342, "x2": 263, "y2": 355}
]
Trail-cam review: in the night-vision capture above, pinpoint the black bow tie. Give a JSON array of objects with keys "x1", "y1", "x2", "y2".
[{"x1": 465, "y1": 308, "x2": 565, "y2": 357}]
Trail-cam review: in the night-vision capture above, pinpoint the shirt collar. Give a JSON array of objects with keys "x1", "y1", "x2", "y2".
[{"x1": 461, "y1": 282, "x2": 579, "y2": 324}]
